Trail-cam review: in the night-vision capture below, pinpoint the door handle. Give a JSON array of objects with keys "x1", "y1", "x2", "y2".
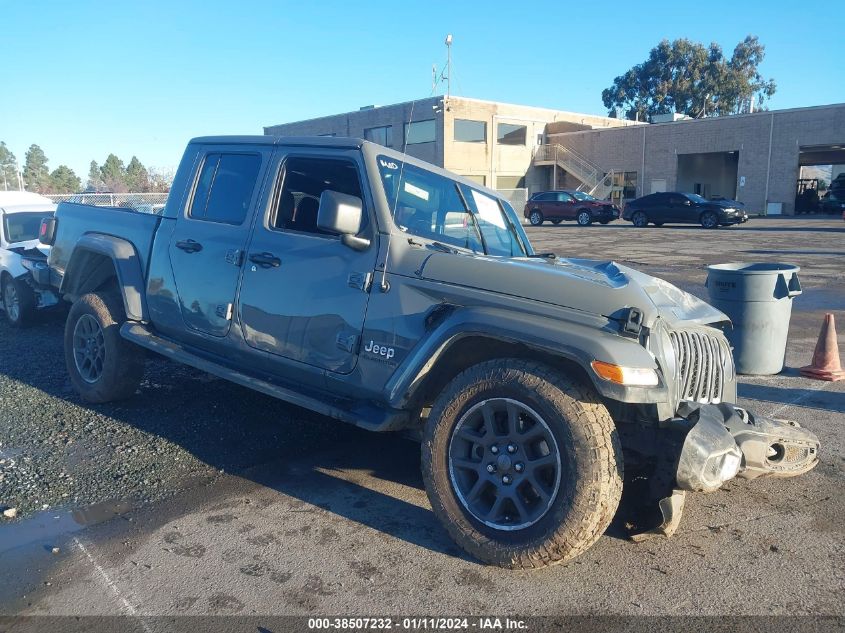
[
  {"x1": 249, "y1": 252, "x2": 281, "y2": 268},
  {"x1": 175, "y1": 239, "x2": 203, "y2": 253}
]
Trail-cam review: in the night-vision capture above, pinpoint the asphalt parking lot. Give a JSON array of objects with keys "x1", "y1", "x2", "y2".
[{"x1": 1, "y1": 216, "x2": 843, "y2": 619}]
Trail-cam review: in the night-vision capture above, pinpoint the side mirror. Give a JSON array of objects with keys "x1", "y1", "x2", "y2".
[
  {"x1": 317, "y1": 190, "x2": 370, "y2": 251},
  {"x1": 39, "y1": 217, "x2": 57, "y2": 245}
]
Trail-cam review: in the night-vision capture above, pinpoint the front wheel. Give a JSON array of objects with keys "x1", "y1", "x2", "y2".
[
  {"x1": 576, "y1": 211, "x2": 592, "y2": 226},
  {"x1": 700, "y1": 211, "x2": 719, "y2": 229},
  {"x1": 421, "y1": 359, "x2": 623, "y2": 569},
  {"x1": 632, "y1": 211, "x2": 648, "y2": 228},
  {"x1": 2, "y1": 274, "x2": 35, "y2": 328},
  {"x1": 528, "y1": 210, "x2": 544, "y2": 226},
  {"x1": 64, "y1": 291, "x2": 144, "y2": 403}
]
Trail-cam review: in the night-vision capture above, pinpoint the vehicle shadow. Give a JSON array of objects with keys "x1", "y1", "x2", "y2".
[
  {"x1": 738, "y1": 382, "x2": 845, "y2": 414},
  {"x1": 0, "y1": 320, "x2": 638, "y2": 562}
]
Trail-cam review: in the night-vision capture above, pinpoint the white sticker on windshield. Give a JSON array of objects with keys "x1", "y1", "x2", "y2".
[
  {"x1": 404, "y1": 182, "x2": 430, "y2": 201},
  {"x1": 471, "y1": 190, "x2": 505, "y2": 229}
]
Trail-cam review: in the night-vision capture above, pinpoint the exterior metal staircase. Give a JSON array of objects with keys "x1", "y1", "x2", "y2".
[{"x1": 533, "y1": 144, "x2": 619, "y2": 200}]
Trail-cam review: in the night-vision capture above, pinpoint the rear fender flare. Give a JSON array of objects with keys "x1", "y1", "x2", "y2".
[{"x1": 61, "y1": 234, "x2": 148, "y2": 321}]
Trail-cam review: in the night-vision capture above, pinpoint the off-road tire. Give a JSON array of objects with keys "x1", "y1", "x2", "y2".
[
  {"x1": 528, "y1": 210, "x2": 544, "y2": 226},
  {"x1": 632, "y1": 211, "x2": 648, "y2": 228},
  {"x1": 421, "y1": 359, "x2": 623, "y2": 569},
  {"x1": 576, "y1": 210, "x2": 592, "y2": 226},
  {"x1": 64, "y1": 292, "x2": 144, "y2": 403},
  {"x1": 700, "y1": 211, "x2": 719, "y2": 229},
  {"x1": 2, "y1": 273, "x2": 36, "y2": 328}
]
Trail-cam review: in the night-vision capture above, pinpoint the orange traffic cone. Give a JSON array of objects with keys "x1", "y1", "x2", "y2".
[{"x1": 800, "y1": 313, "x2": 845, "y2": 381}]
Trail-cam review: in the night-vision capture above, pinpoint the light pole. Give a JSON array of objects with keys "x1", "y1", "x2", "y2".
[{"x1": 444, "y1": 34, "x2": 452, "y2": 100}]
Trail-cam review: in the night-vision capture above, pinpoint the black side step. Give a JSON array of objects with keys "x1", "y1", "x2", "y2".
[{"x1": 120, "y1": 322, "x2": 405, "y2": 431}]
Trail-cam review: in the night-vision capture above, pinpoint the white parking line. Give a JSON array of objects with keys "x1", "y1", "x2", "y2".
[{"x1": 72, "y1": 536, "x2": 153, "y2": 631}]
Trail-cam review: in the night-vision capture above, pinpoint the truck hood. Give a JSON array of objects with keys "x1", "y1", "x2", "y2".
[{"x1": 418, "y1": 253, "x2": 728, "y2": 327}]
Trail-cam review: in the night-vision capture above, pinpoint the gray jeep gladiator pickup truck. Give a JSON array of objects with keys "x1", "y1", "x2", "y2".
[{"x1": 41, "y1": 136, "x2": 819, "y2": 568}]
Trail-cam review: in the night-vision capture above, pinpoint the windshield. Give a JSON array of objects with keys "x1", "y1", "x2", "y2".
[
  {"x1": 572, "y1": 191, "x2": 596, "y2": 201},
  {"x1": 3, "y1": 211, "x2": 54, "y2": 244},
  {"x1": 377, "y1": 156, "x2": 528, "y2": 257},
  {"x1": 686, "y1": 193, "x2": 708, "y2": 204}
]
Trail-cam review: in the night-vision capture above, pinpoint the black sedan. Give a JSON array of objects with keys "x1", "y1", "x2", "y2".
[{"x1": 622, "y1": 192, "x2": 749, "y2": 228}]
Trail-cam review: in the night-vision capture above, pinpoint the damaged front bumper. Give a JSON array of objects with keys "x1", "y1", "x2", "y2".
[
  {"x1": 632, "y1": 402, "x2": 819, "y2": 541},
  {"x1": 675, "y1": 401, "x2": 819, "y2": 491}
]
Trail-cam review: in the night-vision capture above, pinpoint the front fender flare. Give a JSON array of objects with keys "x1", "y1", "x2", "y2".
[
  {"x1": 61, "y1": 234, "x2": 148, "y2": 322},
  {"x1": 384, "y1": 306, "x2": 669, "y2": 409}
]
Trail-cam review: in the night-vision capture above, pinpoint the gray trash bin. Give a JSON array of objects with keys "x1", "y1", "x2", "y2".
[{"x1": 706, "y1": 263, "x2": 802, "y2": 375}]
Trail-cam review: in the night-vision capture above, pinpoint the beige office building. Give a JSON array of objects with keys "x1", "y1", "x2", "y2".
[{"x1": 265, "y1": 98, "x2": 845, "y2": 215}]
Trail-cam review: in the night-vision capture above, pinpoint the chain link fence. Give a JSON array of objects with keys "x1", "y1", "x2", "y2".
[
  {"x1": 46, "y1": 193, "x2": 169, "y2": 214},
  {"x1": 496, "y1": 188, "x2": 529, "y2": 222}
]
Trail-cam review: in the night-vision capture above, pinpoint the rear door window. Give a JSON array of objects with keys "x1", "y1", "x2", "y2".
[{"x1": 190, "y1": 153, "x2": 262, "y2": 225}]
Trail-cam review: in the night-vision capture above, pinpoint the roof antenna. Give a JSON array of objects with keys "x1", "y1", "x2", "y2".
[
  {"x1": 379, "y1": 98, "x2": 416, "y2": 293},
  {"x1": 380, "y1": 35, "x2": 450, "y2": 292}
]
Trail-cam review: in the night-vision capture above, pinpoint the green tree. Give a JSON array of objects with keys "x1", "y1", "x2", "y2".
[
  {"x1": 602, "y1": 35, "x2": 776, "y2": 121},
  {"x1": 100, "y1": 153, "x2": 127, "y2": 192},
  {"x1": 23, "y1": 144, "x2": 51, "y2": 193},
  {"x1": 87, "y1": 160, "x2": 104, "y2": 191},
  {"x1": 125, "y1": 156, "x2": 150, "y2": 192},
  {"x1": 0, "y1": 142, "x2": 19, "y2": 191},
  {"x1": 49, "y1": 165, "x2": 81, "y2": 193}
]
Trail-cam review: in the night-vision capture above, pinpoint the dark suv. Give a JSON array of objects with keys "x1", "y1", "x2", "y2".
[
  {"x1": 622, "y1": 192, "x2": 749, "y2": 228},
  {"x1": 524, "y1": 190, "x2": 619, "y2": 226}
]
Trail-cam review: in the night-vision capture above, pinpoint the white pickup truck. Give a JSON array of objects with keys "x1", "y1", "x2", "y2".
[{"x1": 0, "y1": 191, "x2": 59, "y2": 327}]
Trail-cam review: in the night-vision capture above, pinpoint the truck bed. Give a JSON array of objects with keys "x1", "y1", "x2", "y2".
[{"x1": 49, "y1": 202, "x2": 162, "y2": 282}]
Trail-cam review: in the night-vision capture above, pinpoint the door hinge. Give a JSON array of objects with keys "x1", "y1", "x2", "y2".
[
  {"x1": 336, "y1": 332, "x2": 360, "y2": 353},
  {"x1": 225, "y1": 249, "x2": 244, "y2": 266},
  {"x1": 348, "y1": 271, "x2": 373, "y2": 293}
]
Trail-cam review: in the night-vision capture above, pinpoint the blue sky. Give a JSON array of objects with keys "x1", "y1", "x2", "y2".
[{"x1": 2, "y1": 0, "x2": 842, "y2": 181}]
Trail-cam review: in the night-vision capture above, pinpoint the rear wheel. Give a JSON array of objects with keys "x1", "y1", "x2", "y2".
[
  {"x1": 528, "y1": 210, "x2": 544, "y2": 226},
  {"x1": 576, "y1": 210, "x2": 592, "y2": 226},
  {"x1": 64, "y1": 291, "x2": 144, "y2": 403},
  {"x1": 422, "y1": 359, "x2": 623, "y2": 569},
  {"x1": 700, "y1": 211, "x2": 719, "y2": 229},
  {"x1": 2, "y1": 274, "x2": 35, "y2": 328},
  {"x1": 632, "y1": 211, "x2": 649, "y2": 228}
]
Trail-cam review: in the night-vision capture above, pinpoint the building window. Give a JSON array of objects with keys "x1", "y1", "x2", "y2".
[
  {"x1": 497, "y1": 123, "x2": 527, "y2": 146},
  {"x1": 496, "y1": 175, "x2": 526, "y2": 189},
  {"x1": 190, "y1": 153, "x2": 262, "y2": 225},
  {"x1": 454, "y1": 119, "x2": 487, "y2": 143},
  {"x1": 405, "y1": 119, "x2": 436, "y2": 145},
  {"x1": 463, "y1": 174, "x2": 487, "y2": 186},
  {"x1": 364, "y1": 125, "x2": 393, "y2": 147}
]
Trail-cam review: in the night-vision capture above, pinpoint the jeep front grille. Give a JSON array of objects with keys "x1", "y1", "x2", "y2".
[{"x1": 669, "y1": 329, "x2": 730, "y2": 404}]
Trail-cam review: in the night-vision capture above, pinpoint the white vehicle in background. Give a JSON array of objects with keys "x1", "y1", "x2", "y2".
[{"x1": 0, "y1": 192, "x2": 59, "y2": 327}]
